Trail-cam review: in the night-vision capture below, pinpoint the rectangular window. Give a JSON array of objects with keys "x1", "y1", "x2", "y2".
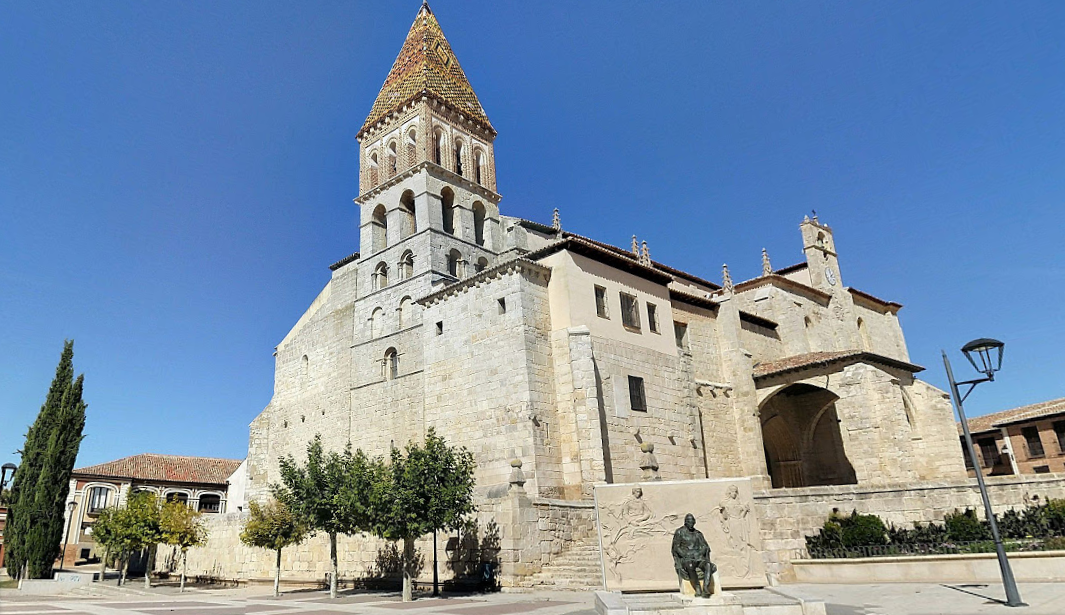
[
  {"x1": 674, "y1": 321, "x2": 688, "y2": 349},
  {"x1": 1023, "y1": 426, "x2": 1045, "y2": 458},
  {"x1": 1034, "y1": 465, "x2": 1051, "y2": 474},
  {"x1": 977, "y1": 438, "x2": 999, "y2": 468},
  {"x1": 87, "y1": 486, "x2": 109, "y2": 513},
  {"x1": 497, "y1": 298, "x2": 506, "y2": 314},
  {"x1": 620, "y1": 293, "x2": 640, "y2": 329},
  {"x1": 962, "y1": 439, "x2": 974, "y2": 469},
  {"x1": 595, "y1": 286, "x2": 609, "y2": 319},
  {"x1": 436, "y1": 321, "x2": 444, "y2": 335},
  {"x1": 628, "y1": 376, "x2": 646, "y2": 412},
  {"x1": 647, "y1": 303, "x2": 659, "y2": 333},
  {"x1": 1054, "y1": 421, "x2": 1065, "y2": 453}
]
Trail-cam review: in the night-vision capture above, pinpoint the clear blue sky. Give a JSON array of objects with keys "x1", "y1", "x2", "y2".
[{"x1": 2, "y1": 1, "x2": 1064, "y2": 470}]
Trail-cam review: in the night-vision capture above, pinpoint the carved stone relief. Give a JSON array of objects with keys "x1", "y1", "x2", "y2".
[{"x1": 594, "y1": 478, "x2": 767, "y2": 592}]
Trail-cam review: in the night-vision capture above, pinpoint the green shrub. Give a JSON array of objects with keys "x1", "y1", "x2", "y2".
[
  {"x1": 1043, "y1": 536, "x2": 1065, "y2": 551},
  {"x1": 840, "y1": 510, "x2": 888, "y2": 547},
  {"x1": 944, "y1": 508, "x2": 991, "y2": 542}
]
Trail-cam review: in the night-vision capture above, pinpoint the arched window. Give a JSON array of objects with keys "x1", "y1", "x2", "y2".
[
  {"x1": 370, "y1": 307, "x2": 384, "y2": 338},
  {"x1": 406, "y1": 128, "x2": 417, "y2": 168},
  {"x1": 373, "y1": 262, "x2": 389, "y2": 291},
  {"x1": 433, "y1": 129, "x2": 444, "y2": 165},
  {"x1": 447, "y1": 249, "x2": 463, "y2": 278},
  {"x1": 399, "y1": 296, "x2": 413, "y2": 328},
  {"x1": 369, "y1": 151, "x2": 379, "y2": 187},
  {"x1": 474, "y1": 149, "x2": 486, "y2": 185},
  {"x1": 166, "y1": 491, "x2": 190, "y2": 506},
  {"x1": 857, "y1": 317, "x2": 871, "y2": 351},
  {"x1": 400, "y1": 190, "x2": 416, "y2": 239},
  {"x1": 387, "y1": 142, "x2": 398, "y2": 178},
  {"x1": 301, "y1": 355, "x2": 309, "y2": 379},
  {"x1": 454, "y1": 140, "x2": 465, "y2": 176},
  {"x1": 398, "y1": 250, "x2": 414, "y2": 280},
  {"x1": 383, "y1": 347, "x2": 399, "y2": 381},
  {"x1": 472, "y1": 201, "x2": 486, "y2": 246},
  {"x1": 441, "y1": 188, "x2": 455, "y2": 235},
  {"x1": 372, "y1": 204, "x2": 388, "y2": 252},
  {"x1": 475, "y1": 256, "x2": 489, "y2": 273}
]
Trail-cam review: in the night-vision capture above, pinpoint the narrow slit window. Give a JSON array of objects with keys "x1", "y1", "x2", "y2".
[
  {"x1": 497, "y1": 298, "x2": 506, "y2": 314},
  {"x1": 436, "y1": 321, "x2": 444, "y2": 336},
  {"x1": 674, "y1": 321, "x2": 688, "y2": 349},
  {"x1": 647, "y1": 303, "x2": 659, "y2": 333}
]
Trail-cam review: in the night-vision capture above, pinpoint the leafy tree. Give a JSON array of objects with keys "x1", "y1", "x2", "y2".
[
  {"x1": 240, "y1": 499, "x2": 309, "y2": 597},
  {"x1": 90, "y1": 491, "x2": 162, "y2": 586},
  {"x1": 369, "y1": 429, "x2": 476, "y2": 602},
  {"x1": 6, "y1": 340, "x2": 87, "y2": 579},
  {"x1": 160, "y1": 501, "x2": 208, "y2": 592},
  {"x1": 274, "y1": 436, "x2": 373, "y2": 599}
]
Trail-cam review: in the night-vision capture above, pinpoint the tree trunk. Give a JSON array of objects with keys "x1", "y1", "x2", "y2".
[
  {"x1": 402, "y1": 537, "x2": 414, "y2": 602},
  {"x1": 329, "y1": 532, "x2": 338, "y2": 599},
  {"x1": 144, "y1": 547, "x2": 151, "y2": 589},
  {"x1": 180, "y1": 549, "x2": 187, "y2": 592},
  {"x1": 99, "y1": 548, "x2": 109, "y2": 582},
  {"x1": 274, "y1": 548, "x2": 282, "y2": 597},
  {"x1": 119, "y1": 556, "x2": 127, "y2": 586}
]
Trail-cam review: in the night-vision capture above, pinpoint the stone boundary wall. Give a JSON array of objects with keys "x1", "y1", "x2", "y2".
[
  {"x1": 753, "y1": 473, "x2": 1065, "y2": 582},
  {"x1": 792, "y1": 550, "x2": 1065, "y2": 584},
  {"x1": 155, "y1": 488, "x2": 597, "y2": 590},
  {"x1": 532, "y1": 498, "x2": 598, "y2": 563}
]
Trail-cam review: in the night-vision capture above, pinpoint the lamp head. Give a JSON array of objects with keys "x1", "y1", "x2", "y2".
[
  {"x1": 961, "y1": 338, "x2": 1005, "y2": 380},
  {"x1": 67, "y1": 500, "x2": 78, "y2": 512}
]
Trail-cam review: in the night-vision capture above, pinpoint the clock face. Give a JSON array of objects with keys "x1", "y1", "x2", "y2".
[{"x1": 825, "y1": 268, "x2": 837, "y2": 286}]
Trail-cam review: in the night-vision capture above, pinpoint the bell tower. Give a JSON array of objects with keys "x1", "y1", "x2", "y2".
[{"x1": 354, "y1": 1, "x2": 501, "y2": 289}]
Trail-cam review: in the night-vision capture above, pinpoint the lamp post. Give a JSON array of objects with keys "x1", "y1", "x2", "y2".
[
  {"x1": 0, "y1": 462, "x2": 16, "y2": 494},
  {"x1": 943, "y1": 337, "x2": 1025, "y2": 607},
  {"x1": 61, "y1": 500, "x2": 78, "y2": 572}
]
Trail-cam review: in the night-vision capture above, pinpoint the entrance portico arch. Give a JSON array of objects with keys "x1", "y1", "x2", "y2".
[{"x1": 758, "y1": 383, "x2": 856, "y2": 489}]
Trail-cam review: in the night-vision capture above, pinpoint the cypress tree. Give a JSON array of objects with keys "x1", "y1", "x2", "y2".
[{"x1": 6, "y1": 340, "x2": 87, "y2": 579}]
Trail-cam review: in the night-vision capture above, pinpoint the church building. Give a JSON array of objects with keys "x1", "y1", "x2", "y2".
[{"x1": 220, "y1": 3, "x2": 972, "y2": 587}]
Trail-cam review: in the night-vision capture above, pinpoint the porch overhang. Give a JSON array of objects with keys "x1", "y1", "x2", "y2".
[{"x1": 752, "y1": 350, "x2": 924, "y2": 386}]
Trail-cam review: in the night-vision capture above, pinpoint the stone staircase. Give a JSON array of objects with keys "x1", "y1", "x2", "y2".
[{"x1": 521, "y1": 537, "x2": 603, "y2": 590}]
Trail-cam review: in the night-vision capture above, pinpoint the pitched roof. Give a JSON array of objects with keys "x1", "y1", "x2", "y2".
[
  {"x1": 752, "y1": 350, "x2": 924, "y2": 381},
  {"x1": 74, "y1": 454, "x2": 242, "y2": 486},
  {"x1": 963, "y1": 397, "x2": 1065, "y2": 435},
  {"x1": 360, "y1": 2, "x2": 492, "y2": 136}
]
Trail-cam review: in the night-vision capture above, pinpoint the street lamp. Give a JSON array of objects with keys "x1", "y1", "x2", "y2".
[
  {"x1": 944, "y1": 337, "x2": 1025, "y2": 607},
  {"x1": 61, "y1": 500, "x2": 78, "y2": 572},
  {"x1": 1, "y1": 462, "x2": 17, "y2": 493}
]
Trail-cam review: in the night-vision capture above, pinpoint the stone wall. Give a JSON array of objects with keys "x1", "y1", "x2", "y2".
[{"x1": 753, "y1": 474, "x2": 1065, "y2": 582}]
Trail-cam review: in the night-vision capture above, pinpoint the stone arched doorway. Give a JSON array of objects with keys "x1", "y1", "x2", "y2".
[{"x1": 759, "y1": 383, "x2": 857, "y2": 488}]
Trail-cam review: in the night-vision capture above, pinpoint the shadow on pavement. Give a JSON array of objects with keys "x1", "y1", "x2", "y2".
[{"x1": 942, "y1": 583, "x2": 1006, "y2": 606}]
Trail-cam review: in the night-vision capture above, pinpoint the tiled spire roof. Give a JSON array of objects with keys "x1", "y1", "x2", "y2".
[
  {"x1": 74, "y1": 453, "x2": 243, "y2": 486},
  {"x1": 360, "y1": 2, "x2": 492, "y2": 136}
]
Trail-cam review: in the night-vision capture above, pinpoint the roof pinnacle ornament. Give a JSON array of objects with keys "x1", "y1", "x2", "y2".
[
  {"x1": 722, "y1": 264, "x2": 734, "y2": 294},
  {"x1": 641, "y1": 241, "x2": 650, "y2": 266},
  {"x1": 762, "y1": 248, "x2": 772, "y2": 277},
  {"x1": 552, "y1": 208, "x2": 561, "y2": 231},
  {"x1": 632, "y1": 235, "x2": 639, "y2": 257}
]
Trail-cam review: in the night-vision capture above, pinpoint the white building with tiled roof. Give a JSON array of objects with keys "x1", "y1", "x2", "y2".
[{"x1": 62, "y1": 454, "x2": 244, "y2": 565}]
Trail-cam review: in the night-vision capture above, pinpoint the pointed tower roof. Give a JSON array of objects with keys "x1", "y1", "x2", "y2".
[{"x1": 360, "y1": 2, "x2": 493, "y2": 137}]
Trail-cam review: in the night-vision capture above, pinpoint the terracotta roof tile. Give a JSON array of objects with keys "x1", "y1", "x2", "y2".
[
  {"x1": 360, "y1": 3, "x2": 492, "y2": 136},
  {"x1": 962, "y1": 397, "x2": 1065, "y2": 435},
  {"x1": 753, "y1": 350, "x2": 924, "y2": 380},
  {"x1": 74, "y1": 454, "x2": 242, "y2": 486}
]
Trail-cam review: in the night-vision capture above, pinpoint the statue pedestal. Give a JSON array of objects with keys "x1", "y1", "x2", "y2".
[{"x1": 594, "y1": 589, "x2": 826, "y2": 615}]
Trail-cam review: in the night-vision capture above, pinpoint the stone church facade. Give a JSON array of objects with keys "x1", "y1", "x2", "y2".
[
  {"x1": 178, "y1": 4, "x2": 1065, "y2": 588},
  {"x1": 246, "y1": 3, "x2": 964, "y2": 509}
]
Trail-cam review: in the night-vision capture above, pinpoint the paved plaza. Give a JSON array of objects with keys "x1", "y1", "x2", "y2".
[{"x1": 2, "y1": 583, "x2": 1065, "y2": 615}]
